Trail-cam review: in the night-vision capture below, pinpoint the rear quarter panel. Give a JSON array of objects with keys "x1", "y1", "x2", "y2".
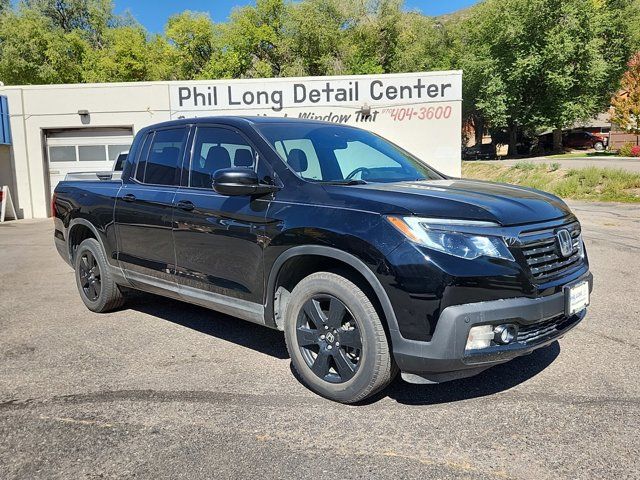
[{"x1": 54, "y1": 181, "x2": 122, "y2": 267}]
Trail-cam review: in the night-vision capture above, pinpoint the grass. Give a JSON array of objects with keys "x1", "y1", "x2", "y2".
[
  {"x1": 462, "y1": 162, "x2": 640, "y2": 203},
  {"x1": 542, "y1": 151, "x2": 620, "y2": 159}
]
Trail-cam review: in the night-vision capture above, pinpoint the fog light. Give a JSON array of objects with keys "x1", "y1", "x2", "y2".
[
  {"x1": 466, "y1": 325, "x2": 494, "y2": 350},
  {"x1": 494, "y1": 324, "x2": 518, "y2": 345}
]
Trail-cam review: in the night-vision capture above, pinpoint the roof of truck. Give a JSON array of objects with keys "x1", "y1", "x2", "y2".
[{"x1": 141, "y1": 116, "x2": 339, "y2": 131}]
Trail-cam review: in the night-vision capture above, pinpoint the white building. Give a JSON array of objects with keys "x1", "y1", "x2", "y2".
[{"x1": 0, "y1": 71, "x2": 462, "y2": 219}]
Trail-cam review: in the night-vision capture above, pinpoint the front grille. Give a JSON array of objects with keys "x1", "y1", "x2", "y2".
[
  {"x1": 517, "y1": 314, "x2": 576, "y2": 345},
  {"x1": 519, "y1": 222, "x2": 583, "y2": 282}
]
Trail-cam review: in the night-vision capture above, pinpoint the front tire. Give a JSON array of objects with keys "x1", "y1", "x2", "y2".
[
  {"x1": 594, "y1": 141, "x2": 605, "y2": 152},
  {"x1": 74, "y1": 238, "x2": 124, "y2": 313},
  {"x1": 284, "y1": 272, "x2": 395, "y2": 403}
]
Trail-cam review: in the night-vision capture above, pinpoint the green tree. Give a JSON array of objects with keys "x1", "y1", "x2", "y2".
[
  {"x1": 536, "y1": 0, "x2": 632, "y2": 151},
  {"x1": 145, "y1": 35, "x2": 180, "y2": 81},
  {"x1": 285, "y1": 0, "x2": 347, "y2": 76},
  {"x1": 23, "y1": 0, "x2": 118, "y2": 46},
  {"x1": 82, "y1": 25, "x2": 161, "y2": 82},
  {"x1": 391, "y1": 15, "x2": 456, "y2": 73},
  {"x1": 165, "y1": 11, "x2": 215, "y2": 80},
  {"x1": 459, "y1": 0, "x2": 634, "y2": 155},
  {"x1": 204, "y1": 0, "x2": 290, "y2": 79},
  {"x1": 339, "y1": 0, "x2": 402, "y2": 75},
  {"x1": 0, "y1": 7, "x2": 88, "y2": 85}
]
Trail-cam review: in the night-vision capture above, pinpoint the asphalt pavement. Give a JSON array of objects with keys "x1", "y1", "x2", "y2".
[{"x1": 0, "y1": 202, "x2": 639, "y2": 479}]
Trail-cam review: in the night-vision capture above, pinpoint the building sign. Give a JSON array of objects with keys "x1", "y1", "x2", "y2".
[
  {"x1": 170, "y1": 71, "x2": 464, "y2": 176},
  {"x1": 171, "y1": 73, "x2": 461, "y2": 113},
  {"x1": 0, "y1": 96, "x2": 11, "y2": 146}
]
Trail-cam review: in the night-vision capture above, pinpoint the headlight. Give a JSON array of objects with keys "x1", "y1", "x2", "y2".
[
  {"x1": 386, "y1": 216, "x2": 514, "y2": 261},
  {"x1": 578, "y1": 234, "x2": 585, "y2": 259}
]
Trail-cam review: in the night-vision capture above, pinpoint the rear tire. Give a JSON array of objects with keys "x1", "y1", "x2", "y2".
[
  {"x1": 74, "y1": 238, "x2": 124, "y2": 313},
  {"x1": 283, "y1": 272, "x2": 395, "y2": 403}
]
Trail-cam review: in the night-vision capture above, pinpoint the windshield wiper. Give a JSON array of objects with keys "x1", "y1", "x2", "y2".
[{"x1": 322, "y1": 179, "x2": 368, "y2": 186}]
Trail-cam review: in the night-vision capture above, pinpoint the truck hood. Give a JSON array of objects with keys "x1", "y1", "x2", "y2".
[{"x1": 327, "y1": 179, "x2": 572, "y2": 226}]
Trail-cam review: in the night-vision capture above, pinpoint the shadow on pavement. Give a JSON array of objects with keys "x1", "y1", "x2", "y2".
[
  {"x1": 378, "y1": 341, "x2": 560, "y2": 406},
  {"x1": 125, "y1": 291, "x2": 560, "y2": 405},
  {"x1": 125, "y1": 291, "x2": 289, "y2": 360}
]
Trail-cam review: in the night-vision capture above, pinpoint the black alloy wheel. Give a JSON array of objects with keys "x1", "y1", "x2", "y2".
[
  {"x1": 78, "y1": 250, "x2": 101, "y2": 302},
  {"x1": 284, "y1": 271, "x2": 395, "y2": 403},
  {"x1": 296, "y1": 294, "x2": 363, "y2": 384}
]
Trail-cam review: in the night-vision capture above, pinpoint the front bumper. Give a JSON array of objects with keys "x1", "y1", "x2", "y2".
[{"x1": 393, "y1": 273, "x2": 592, "y2": 384}]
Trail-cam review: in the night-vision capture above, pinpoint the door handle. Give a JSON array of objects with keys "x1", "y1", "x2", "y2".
[
  {"x1": 122, "y1": 193, "x2": 136, "y2": 202},
  {"x1": 176, "y1": 200, "x2": 195, "y2": 211}
]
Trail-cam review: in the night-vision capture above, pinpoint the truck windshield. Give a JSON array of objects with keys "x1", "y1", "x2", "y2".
[{"x1": 256, "y1": 123, "x2": 444, "y2": 184}]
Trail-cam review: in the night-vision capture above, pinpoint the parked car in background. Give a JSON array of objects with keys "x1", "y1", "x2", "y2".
[
  {"x1": 462, "y1": 143, "x2": 497, "y2": 160},
  {"x1": 113, "y1": 151, "x2": 128, "y2": 172},
  {"x1": 53, "y1": 117, "x2": 592, "y2": 403},
  {"x1": 534, "y1": 131, "x2": 606, "y2": 155},
  {"x1": 564, "y1": 131, "x2": 606, "y2": 151},
  {"x1": 64, "y1": 151, "x2": 129, "y2": 183},
  {"x1": 111, "y1": 151, "x2": 128, "y2": 180}
]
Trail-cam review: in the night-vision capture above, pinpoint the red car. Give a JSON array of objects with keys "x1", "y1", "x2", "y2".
[{"x1": 563, "y1": 131, "x2": 606, "y2": 151}]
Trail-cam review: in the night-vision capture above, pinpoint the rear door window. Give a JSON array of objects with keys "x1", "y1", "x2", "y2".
[
  {"x1": 134, "y1": 133, "x2": 153, "y2": 183},
  {"x1": 137, "y1": 128, "x2": 188, "y2": 186}
]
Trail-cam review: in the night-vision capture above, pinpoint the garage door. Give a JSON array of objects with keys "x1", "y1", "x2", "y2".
[{"x1": 45, "y1": 127, "x2": 134, "y2": 196}]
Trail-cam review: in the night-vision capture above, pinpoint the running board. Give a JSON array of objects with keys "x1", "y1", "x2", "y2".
[{"x1": 118, "y1": 269, "x2": 266, "y2": 326}]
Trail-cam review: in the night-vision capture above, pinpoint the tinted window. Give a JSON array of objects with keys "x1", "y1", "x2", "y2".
[
  {"x1": 135, "y1": 133, "x2": 153, "y2": 183},
  {"x1": 334, "y1": 141, "x2": 401, "y2": 179},
  {"x1": 274, "y1": 139, "x2": 322, "y2": 180},
  {"x1": 190, "y1": 127, "x2": 256, "y2": 189},
  {"x1": 138, "y1": 128, "x2": 187, "y2": 186},
  {"x1": 257, "y1": 124, "x2": 443, "y2": 183}
]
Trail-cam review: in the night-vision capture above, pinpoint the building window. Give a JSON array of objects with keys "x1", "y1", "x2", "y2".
[
  {"x1": 49, "y1": 146, "x2": 77, "y2": 162},
  {"x1": 108, "y1": 144, "x2": 130, "y2": 161},
  {"x1": 78, "y1": 145, "x2": 107, "y2": 162}
]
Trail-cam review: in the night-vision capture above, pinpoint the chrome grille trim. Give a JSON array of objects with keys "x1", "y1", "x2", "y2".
[{"x1": 519, "y1": 221, "x2": 584, "y2": 282}]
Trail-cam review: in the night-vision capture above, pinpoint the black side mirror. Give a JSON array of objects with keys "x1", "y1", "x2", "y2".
[{"x1": 212, "y1": 168, "x2": 279, "y2": 196}]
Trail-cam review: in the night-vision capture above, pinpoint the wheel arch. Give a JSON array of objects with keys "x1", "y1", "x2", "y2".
[
  {"x1": 67, "y1": 218, "x2": 130, "y2": 287},
  {"x1": 67, "y1": 219, "x2": 104, "y2": 263},
  {"x1": 266, "y1": 246, "x2": 401, "y2": 340}
]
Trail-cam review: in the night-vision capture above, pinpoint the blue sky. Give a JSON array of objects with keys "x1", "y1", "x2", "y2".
[{"x1": 114, "y1": 0, "x2": 479, "y2": 32}]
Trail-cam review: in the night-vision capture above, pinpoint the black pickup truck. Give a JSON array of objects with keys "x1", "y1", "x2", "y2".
[{"x1": 53, "y1": 117, "x2": 592, "y2": 403}]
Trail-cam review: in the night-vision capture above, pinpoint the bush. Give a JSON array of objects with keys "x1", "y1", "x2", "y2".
[
  {"x1": 619, "y1": 142, "x2": 635, "y2": 156},
  {"x1": 513, "y1": 161, "x2": 536, "y2": 171},
  {"x1": 462, "y1": 163, "x2": 640, "y2": 202},
  {"x1": 631, "y1": 145, "x2": 640, "y2": 157}
]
